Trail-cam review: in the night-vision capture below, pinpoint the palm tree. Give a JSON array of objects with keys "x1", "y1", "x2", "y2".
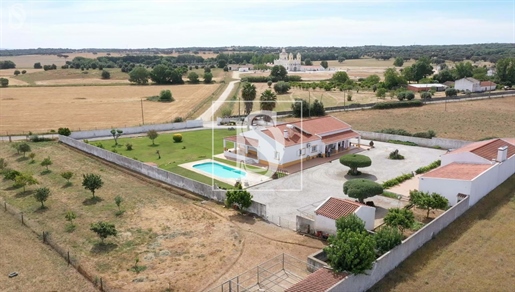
[
  {"x1": 260, "y1": 89, "x2": 277, "y2": 112},
  {"x1": 241, "y1": 82, "x2": 257, "y2": 115}
]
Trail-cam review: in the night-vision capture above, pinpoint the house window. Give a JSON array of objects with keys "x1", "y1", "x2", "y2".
[
  {"x1": 298, "y1": 149, "x2": 302, "y2": 156},
  {"x1": 274, "y1": 151, "x2": 280, "y2": 160},
  {"x1": 311, "y1": 145, "x2": 318, "y2": 153}
]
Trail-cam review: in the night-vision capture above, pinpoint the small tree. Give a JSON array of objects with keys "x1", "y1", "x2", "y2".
[
  {"x1": 159, "y1": 89, "x2": 174, "y2": 102},
  {"x1": 28, "y1": 152, "x2": 36, "y2": 163},
  {"x1": 14, "y1": 173, "x2": 38, "y2": 192},
  {"x1": 61, "y1": 171, "x2": 74, "y2": 183},
  {"x1": 82, "y1": 173, "x2": 104, "y2": 198},
  {"x1": 41, "y1": 157, "x2": 52, "y2": 170},
  {"x1": 14, "y1": 70, "x2": 20, "y2": 76},
  {"x1": 339, "y1": 154, "x2": 372, "y2": 175},
  {"x1": 203, "y1": 72, "x2": 213, "y2": 83},
  {"x1": 114, "y1": 195, "x2": 123, "y2": 211},
  {"x1": 0, "y1": 77, "x2": 9, "y2": 87},
  {"x1": 34, "y1": 62, "x2": 42, "y2": 69},
  {"x1": 273, "y1": 81, "x2": 291, "y2": 94},
  {"x1": 335, "y1": 213, "x2": 366, "y2": 233},
  {"x1": 225, "y1": 189, "x2": 253, "y2": 212},
  {"x1": 267, "y1": 80, "x2": 273, "y2": 88},
  {"x1": 393, "y1": 57, "x2": 404, "y2": 67},
  {"x1": 410, "y1": 190, "x2": 449, "y2": 218},
  {"x1": 101, "y1": 70, "x2": 111, "y2": 79},
  {"x1": 324, "y1": 229, "x2": 376, "y2": 274},
  {"x1": 65, "y1": 211, "x2": 76, "y2": 225},
  {"x1": 4, "y1": 169, "x2": 20, "y2": 181},
  {"x1": 383, "y1": 208, "x2": 415, "y2": 231},
  {"x1": 110, "y1": 129, "x2": 123, "y2": 146},
  {"x1": 260, "y1": 89, "x2": 277, "y2": 111},
  {"x1": 21, "y1": 70, "x2": 27, "y2": 74},
  {"x1": 90, "y1": 221, "x2": 117, "y2": 243},
  {"x1": 147, "y1": 130, "x2": 159, "y2": 145},
  {"x1": 343, "y1": 179, "x2": 383, "y2": 203},
  {"x1": 375, "y1": 226, "x2": 403, "y2": 256},
  {"x1": 188, "y1": 72, "x2": 199, "y2": 83},
  {"x1": 18, "y1": 142, "x2": 31, "y2": 157},
  {"x1": 34, "y1": 187, "x2": 51, "y2": 208},
  {"x1": 320, "y1": 60, "x2": 329, "y2": 69},
  {"x1": 57, "y1": 127, "x2": 71, "y2": 136},
  {"x1": 420, "y1": 91, "x2": 432, "y2": 99}
]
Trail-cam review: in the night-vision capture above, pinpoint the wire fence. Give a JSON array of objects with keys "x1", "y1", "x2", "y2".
[
  {"x1": 207, "y1": 253, "x2": 318, "y2": 292},
  {"x1": 1, "y1": 198, "x2": 111, "y2": 292}
]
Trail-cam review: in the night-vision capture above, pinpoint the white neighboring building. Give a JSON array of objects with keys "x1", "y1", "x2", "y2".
[
  {"x1": 455, "y1": 77, "x2": 497, "y2": 92},
  {"x1": 274, "y1": 48, "x2": 302, "y2": 72},
  {"x1": 419, "y1": 138, "x2": 515, "y2": 207},
  {"x1": 314, "y1": 197, "x2": 376, "y2": 233},
  {"x1": 223, "y1": 116, "x2": 361, "y2": 168}
]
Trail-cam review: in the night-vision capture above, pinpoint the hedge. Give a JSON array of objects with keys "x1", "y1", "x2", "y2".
[
  {"x1": 415, "y1": 160, "x2": 441, "y2": 174},
  {"x1": 387, "y1": 140, "x2": 418, "y2": 146},
  {"x1": 382, "y1": 173, "x2": 414, "y2": 189},
  {"x1": 372, "y1": 100, "x2": 423, "y2": 109},
  {"x1": 241, "y1": 75, "x2": 302, "y2": 83}
]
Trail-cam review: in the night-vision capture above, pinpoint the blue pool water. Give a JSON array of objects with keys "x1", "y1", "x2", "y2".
[{"x1": 193, "y1": 162, "x2": 246, "y2": 179}]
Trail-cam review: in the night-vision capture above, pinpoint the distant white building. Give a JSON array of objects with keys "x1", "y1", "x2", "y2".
[
  {"x1": 455, "y1": 77, "x2": 496, "y2": 92},
  {"x1": 274, "y1": 48, "x2": 302, "y2": 72}
]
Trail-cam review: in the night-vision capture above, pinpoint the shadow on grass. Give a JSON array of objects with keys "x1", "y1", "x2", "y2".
[
  {"x1": 368, "y1": 174, "x2": 515, "y2": 291},
  {"x1": 16, "y1": 156, "x2": 29, "y2": 162},
  {"x1": 148, "y1": 144, "x2": 159, "y2": 147},
  {"x1": 228, "y1": 212, "x2": 257, "y2": 225},
  {"x1": 33, "y1": 206, "x2": 49, "y2": 214},
  {"x1": 82, "y1": 196, "x2": 103, "y2": 205},
  {"x1": 90, "y1": 242, "x2": 118, "y2": 254},
  {"x1": 62, "y1": 182, "x2": 73, "y2": 188},
  {"x1": 40, "y1": 169, "x2": 52, "y2": 175},
  {"x1": 5, "y1": 184, "x2": 22, "y2": 191},
  {"x1": 15, "y1": 190, "x2": 34, "y2": 198}
]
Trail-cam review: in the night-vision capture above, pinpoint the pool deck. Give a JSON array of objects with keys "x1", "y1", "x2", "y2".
[{"x1": 179, "y1": 159, "x2": 272, "y2": 188}]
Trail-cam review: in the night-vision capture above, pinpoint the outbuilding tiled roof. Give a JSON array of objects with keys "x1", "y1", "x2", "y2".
[
  {"x1": 447, "y1": 138, "x2": 515, "y2": 161},
  {"x1": 321, "y1": 130, "x2": 360, "y2": 144},
  {"x1": 421, "y1": 163, "x2": 492, "y2": 180},
  {"x1": 480, "y1": 81, "x2": 496, "y2": 87},
  {"x1": 315, "y1": 197, "x2": 363, "y2": 220},
  {"x1": 285, "y1": 268, "x2": 347, "y2": 292}
]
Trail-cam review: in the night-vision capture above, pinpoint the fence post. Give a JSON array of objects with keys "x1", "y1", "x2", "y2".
[
  {"x1": 4, "y1": 201, "x2": 6, "y2": 211},
  {"x1": 100, "y1": 277, "x2": 103, "y2": 291},
  {"x1": 228, "y1": 279, "x2": 232, "y2": 292},
  {"x1": 257, "y1": 266, "x2": 260, "y2": 284},
  {"x1": 67, "y1": 251, "x2": 70, "y2": 266},
  {"x1": 282, "y1": 253, "x2": 285, "y2": 271},
  {"x1": 21, "y1": 212, "x2": 24, "y2": 225},
  {"x1": 279, "y1": 216, "x2": 281, "y2": 227},
  {"x1": 237, "y1": 276, "x2": 240, "y2": 292}
]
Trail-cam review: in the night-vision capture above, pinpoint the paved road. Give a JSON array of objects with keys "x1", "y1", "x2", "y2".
[
  {"x1": 198, "y1": 71, "x2": 240, "y2": 122},
  {"x1": 249, "y1": 139, "x2": 446, "y2": 227}
]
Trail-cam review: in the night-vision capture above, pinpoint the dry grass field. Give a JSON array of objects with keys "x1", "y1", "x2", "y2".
[
  {"x1": 0, "y1": 84, "x2": 219, "y2": 134},
  {"x1": 0, "y1": 142, "x2": 324, "y2": 292},
  {"x1": 12, "y1": 68, "x2": 130, "y2": 86},
  {"x1": 371, "y1": 175, "x2": 515, "y2": 292},
  {"x1": 328, "y1": 96, "x2": 515, "y2": 140},
  {"x1": 0, "y1": 209, "x2": 97, "y2": 292}
]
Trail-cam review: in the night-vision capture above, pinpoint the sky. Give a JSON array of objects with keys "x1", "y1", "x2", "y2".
[{"x1": 0, "y1": 0, "x2": 513, "y2": 49}]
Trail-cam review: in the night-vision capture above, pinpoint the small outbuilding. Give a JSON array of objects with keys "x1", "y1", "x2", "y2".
[
  {"x1": 407, "y1": 83, "x2": 447, "y2": 92},
  {"x1": 314, "y1": 197, "x2": 375, "y2": 233}
]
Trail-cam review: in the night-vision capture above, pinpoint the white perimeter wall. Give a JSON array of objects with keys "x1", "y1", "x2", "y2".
[
  {"x1": 419, "y1": 177, "x2": 471, "y2": 206},
  {"x1": 357, "y1": 131, "x2": 471, "y2": 150},
  {"x1": 355, "y1": 206, "x2": 375, "y2": 231},
  {"x1": 469, "y1": 156, "x2": 515, "y2": 206}
]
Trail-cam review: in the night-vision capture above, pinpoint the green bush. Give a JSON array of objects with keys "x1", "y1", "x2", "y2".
[
  {"x1": 420, "y1": 91, "x2": 432, "y2": 99},
  {"x1": 445, "y1": 88, "x2": 458, "y2": 97},
  {"x1": 382, "y1": 173, "x2": 414, "y2": 189},
  {"x1": 57, "y1": 127, "x2": 71, "y2": 136},
  {"x1": 415, "y1": 160, "x2": 441, "y2": 174},
  {"x1": 377, "y1": 128, "x2": 412, "y2": 136},
  {"x1": 172, "y1": 134, "x2": 183, "y2": 143},
  {"x1": 159, "y1": 90, "x2": 174, "y2": 102},
  {"x1": 389, "y1": 150, "x2": 404, "y2": 160},
  {"x1": 372, "y1": 100, "x2": 423, "y2": 109},
  {"x1": 387, "y1": 140, "x2": 418, "y2": 146}
]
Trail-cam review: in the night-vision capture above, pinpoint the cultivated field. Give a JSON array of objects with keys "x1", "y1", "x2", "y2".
[
  {"x1": 0, "y1": 141, "x2": 324, "y2": 291},
  {"x1": 329, "y1": 96, "x2": 515, "y2": 141},
  {"x1": 0, "y1": 209, "x2": 97, "y2": 292},
  {"x1": 371, "y1": 174, "x2": 515, "y2": 292},
  {"x1": 0, "y1": 84, "x2": 219, "y2": 134}
]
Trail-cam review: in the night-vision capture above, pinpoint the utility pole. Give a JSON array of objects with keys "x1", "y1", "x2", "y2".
[
  {"x1": 308, "y1": 91, "x2": 311, "y2": 117},
  {"x1": 140, "y1": 98, "x2": 145, "y2": 125}
]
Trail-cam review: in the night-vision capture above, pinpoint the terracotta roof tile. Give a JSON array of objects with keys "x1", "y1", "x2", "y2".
[
  {"x1": 421, "y1": 163, "x2": 492, "y2": 180},
  {"x1": 321, "y1": 130, "x2": 360, "y2": 144},
  {"x1": 315, "y1": 197, "x2": 363, "y2": 220},
  {"x1": 285, "y1": 268, "x2": 347, "y2": 292},
  {"x1": 224, "y1": 135, "x2": 259, "y2": 147},
  {"x1": 447, "y1": 138, "x2": 515, "y2": 161},
  {"x1": 480, "y1": 81, "x2": 496, "y2": 86},
  {"x1": 290, "y1": 116, "x2": 352, "y2": 136}
]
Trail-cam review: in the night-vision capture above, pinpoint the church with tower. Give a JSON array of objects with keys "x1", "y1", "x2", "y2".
[{"x1": 273, "y1": 48, "x2": 302, "y2": 72}]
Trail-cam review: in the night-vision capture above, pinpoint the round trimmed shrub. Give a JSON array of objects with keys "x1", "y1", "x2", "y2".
[{"x1": 173, "y1": 134, "x2": 183, "y2": 143}]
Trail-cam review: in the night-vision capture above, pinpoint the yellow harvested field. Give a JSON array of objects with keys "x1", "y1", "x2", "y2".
[
  {"x1": 0, "y1": 53, "x2": 112, "y2": 69},
  {"x1": 0, "y1": 69, "x2": 42, "y2": 77},
  {"x1": 0, "y1": 84, "x2": 219, "y2": 133}
]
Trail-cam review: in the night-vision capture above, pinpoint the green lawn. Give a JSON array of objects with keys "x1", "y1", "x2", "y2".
[{"x1": 101, "y1": 129, "x2": 239, "y2": 188}]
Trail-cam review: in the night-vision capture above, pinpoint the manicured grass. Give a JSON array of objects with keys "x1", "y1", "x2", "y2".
[{"x1": 105, "y1": 129, "x2": 240, "y2": 188}]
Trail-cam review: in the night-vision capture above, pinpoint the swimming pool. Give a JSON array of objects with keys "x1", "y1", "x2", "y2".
[{"x1": 192, "y1": 162, "x2": 246, "y2": 179}]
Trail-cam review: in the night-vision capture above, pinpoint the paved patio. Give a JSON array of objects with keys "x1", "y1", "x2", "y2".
[{"x1": 249, "y1": 139, "x2": 446, "y2": 225}]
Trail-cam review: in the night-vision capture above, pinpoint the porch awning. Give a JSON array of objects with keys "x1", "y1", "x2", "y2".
[
  {"x1": 224, "y1": 135, "x2": 259, "y2": 147},
  {"x1": 321, "y1": 130, "x2": 360, "y2": 144}
]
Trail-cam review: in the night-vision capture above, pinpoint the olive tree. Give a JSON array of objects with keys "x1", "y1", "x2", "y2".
[
  {"x1": 339, "y1": 154, "x2": 372, "y2": 175},
  {"x1": 374, "y1": 226, "x2": 403, "y2": 256},
  {"x1": 110, "y1": 129, "x2": 123, "y2": 146},
  {"x1": 82, "y1": 173, "x2": 103, "y2": 198},
  {"x1": 225, "y1": 189, "x2": 253, "y2": 212},
  {"x1": 90, "y1": 221, "x2": 117, "y2": 243},
  {"x1": 147, "y1": 130, "x2": 159, "y2": 145},
  {"x1": 34, "y1": 187, "x2": 51, "y2": 208},
  {"x1": 324, "y1": 228, "x2": 376, "y2": 274},
  {"x1": 343, "y1": 179, "x2": 383, "y2": 204},
  {"x1": 383, "y1": 208, "x2": 415, "y2": 231},
  {"x1": 410, "y1": 190, "x2": 449, "y2": 218}
]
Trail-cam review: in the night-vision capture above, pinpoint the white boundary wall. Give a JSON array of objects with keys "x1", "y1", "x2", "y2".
[
  {"x1": 70, "y1": 120, "x2": 203, "y2": 140},
  {"x1": 327, "y1": 196, "x2": 470, "y2": 292},
  {"x1": 59, "y1": 135, "x2": 266, "y2": 217},
  {"x1": 357, "y1": 131, "x2": 472, "y2": 150}
]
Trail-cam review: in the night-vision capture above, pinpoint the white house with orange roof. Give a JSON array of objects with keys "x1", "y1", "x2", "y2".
[
  {"x1": 419, "y1": 138, "x2": 515, "y2": 206},
  {"x1": 314, "y1": 197, "x2": 376, "y2": 233},
  {"x1": 223, "y1": 116, "x2": 361, "y2": 168}
]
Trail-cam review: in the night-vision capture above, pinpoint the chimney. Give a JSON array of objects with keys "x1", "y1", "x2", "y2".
[
  {"x1": 283, "y1": 129, "x2": 289, "y2": 140},
  {"x1": 286, "y1": 124, "x2": 294, "y2": 138},
  {"x1": 497, "y1": 146, "x2": 508, "y2": 162}
]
